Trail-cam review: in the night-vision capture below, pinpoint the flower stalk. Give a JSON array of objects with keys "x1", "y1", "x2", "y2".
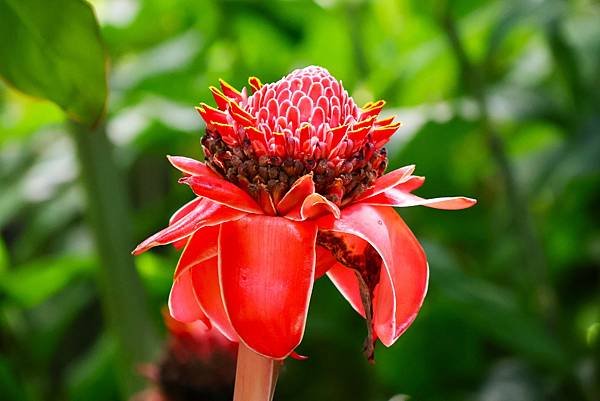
[{"x1": 233, "y1": 344, "x2": 280, "y2": 401}]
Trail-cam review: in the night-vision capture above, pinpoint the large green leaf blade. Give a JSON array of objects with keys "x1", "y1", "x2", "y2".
[{"x1": 0, "y1": 0, "x2": 107, "y2": 126}]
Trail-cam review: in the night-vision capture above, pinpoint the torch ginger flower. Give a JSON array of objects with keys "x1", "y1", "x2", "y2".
[{"x1": 133, "y1": 66, "x2": 476, "y2": 360}]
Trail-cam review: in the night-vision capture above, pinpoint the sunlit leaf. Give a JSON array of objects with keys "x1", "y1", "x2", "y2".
[
  {"x1": 0, "y1": 86, "x2": 64, "y2": 144},
  {"x1": 0, "y1": 0, "x2": 107, "y2": 126},
  {"x1": 135, "y1": 252, "x2": 173, "y2": 300}
]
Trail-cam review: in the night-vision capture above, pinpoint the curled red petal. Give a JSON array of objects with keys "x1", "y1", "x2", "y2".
[
  {"x1": 168, "y1": 197, "x2": 204, "y2": 249},
  {"x1": 172, "y1": 238, "x2": 188, "y2": 250},
  {"x1": 169, "y1": 197, "x2": 204, "y2": 225},
  {"x1": 229, "y1": 100, "x2": 255, "y2": 126},
  {"x1": 285, "y1": 193, "x2": 341, "y2": 221},
  {"x1": 315, "y1": 245, "x2": 337, "y2": 279},
  {"x1": 219, "y1": 79, "x2": 243, "y2": 102},
  {"x1": 171, "y1": 237, "x2": 189, "y2": 249},
  {"x1": 300, "y1": 193, "x2": 341, "y2": 220},
  {"x1": 276, "y1": 174, "x2": 315, "y2": 215},
  {"x1": 290, "y1": 351, "x2": 309, "y2": 361},
  {"x1": 211, "y1": 123, "x2": 239, "y2": 147},
  {"x1": 181, "y1": 175, "x2": 263, "y2": 214},
  {"x1": 246, "y1": 127, "x2": 269, "y2": 154},
  {"x1": 132, "y1": 198, "x2": 246, "y2": 255},
  {"x1": 168, "y1": 156, "x2": 217, "y2": 177},
  {"x1": 191, "y1": 257, "x2": 239, "y2": 342},
  {"x1": 257, "y1": 185, "x2": 277, "y2": 216},
  {"x1": 162, "y1": 307, "x2": 211, "y2": 336},
  {"x1": 360, "y1": 99, "x2": 386, "y2": 119},
  {"x1": 248, "y1": 76, "x2": 263, "y2": 93},
  {"x1": 326, "y1": 262, "x2": 365, "y2": 317},
  {"x1": 317, "y1": 204, "x2": 428, "y2": 346},
  {"x1": 209, "y1": 86, "x2": 229, "y2": 110},
  {"x1": 219, "y1": 215, "x2": 317, "y2": 359},
  {"x1": 398, "y1": 176, "x2": 425, "y2": 192},
  {"x1": 362, "y1": 189, "x2": 477, "y2": 210},
  {"x1": 173, "y1": 226, "x2": 219, "y2": 280},
  {"x1": 169, "y1": 269, "x2": 209, "y2": 325},
  {"x1": 355, "y1": 165, "x2": 415, "y2": 201},
  {"x1": 371, "y1": 123, "x2": 401, "y2": 148},
  {"x1": 196, "y1": 104, "x2": 228, "y2": 126}
]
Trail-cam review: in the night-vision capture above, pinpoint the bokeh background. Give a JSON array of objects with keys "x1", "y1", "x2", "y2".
[{"x1": 1, "y1": 0, "x2": 599, "y2": 400}]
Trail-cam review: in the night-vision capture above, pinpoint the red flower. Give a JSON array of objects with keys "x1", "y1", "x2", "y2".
[{"x1": 133, "y1": 66, "x2": 476, "y2": 360}]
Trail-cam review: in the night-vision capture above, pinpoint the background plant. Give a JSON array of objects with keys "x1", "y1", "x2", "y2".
[{"x1": 0, "y1": 0, "x2": 598, "y2": 400}]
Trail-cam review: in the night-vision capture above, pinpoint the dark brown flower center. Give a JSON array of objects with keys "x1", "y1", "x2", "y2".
[{"x1": 201, "y1": 128, "x2": 388, "y2": 207}]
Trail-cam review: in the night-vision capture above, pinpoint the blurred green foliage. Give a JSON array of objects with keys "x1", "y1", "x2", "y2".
[
  {"x1": 0, "y1": 0, "x2": 107, "y2": 126},
  {"x1": 0, "y1": 0, "x2": 599, "y2": 401}
]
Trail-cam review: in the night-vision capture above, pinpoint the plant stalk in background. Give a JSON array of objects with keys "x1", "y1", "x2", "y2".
[
  {"x1": 440, "y1": 5, "x2": 558, "y2": 326},
  {"x1": 0, "y1": 0, "x2": 162, "y2": 396},
  {"x1": 71, "y1": 122, "x2": 160, "y2": 395}
]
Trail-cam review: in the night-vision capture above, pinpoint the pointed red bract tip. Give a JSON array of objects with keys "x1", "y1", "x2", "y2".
[
  {"x1": 198, "y1": 66, "x2": 397, "y2": 162},
  {"x1": 290, "y1": 351, "x2": 309, "y2": 361}
]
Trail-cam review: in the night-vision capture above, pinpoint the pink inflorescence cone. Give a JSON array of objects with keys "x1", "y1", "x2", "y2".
[{"x1": 198, "y1": 66, "x2": 398, "y2": 208}]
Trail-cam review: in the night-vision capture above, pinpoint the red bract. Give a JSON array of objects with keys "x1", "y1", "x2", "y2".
[{"x1": 133, "y1": 66, "x2": 476, "y2": 360}]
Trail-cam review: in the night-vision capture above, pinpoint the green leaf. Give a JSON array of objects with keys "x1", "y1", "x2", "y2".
[
  {"x1": 426, "y1": 242, "x2": 566, "y2": 368},
  {"x1": 0, "y1": 255, "x2": 93, "y2": 308},
  {"x1": 135, "y1": 252, "x2": 173, "y2": 300},
  {"x1": 66, "y1": 335, "x2": 120, "y2": 401},
  {"x1": 0, "y1": 356, "x2": 31, "y2": 401},
  {"x1": 0, "y1": 238, "x2": 8, "y2": 273},
  {"x1": 0, "y1": 0, "x2": 107, "y2": 126},
  {"x1": 26, "y1": 280, "x2": 96, "y2": 369}
]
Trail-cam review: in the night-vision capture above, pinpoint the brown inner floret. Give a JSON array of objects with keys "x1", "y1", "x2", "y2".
[{"x1": 201, "y1": 128, "x2": 388, "y2": 207}]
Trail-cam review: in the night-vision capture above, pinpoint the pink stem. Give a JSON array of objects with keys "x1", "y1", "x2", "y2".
[{"x1": 233, "y1": 343, "x2": 280, "y2": 401}]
